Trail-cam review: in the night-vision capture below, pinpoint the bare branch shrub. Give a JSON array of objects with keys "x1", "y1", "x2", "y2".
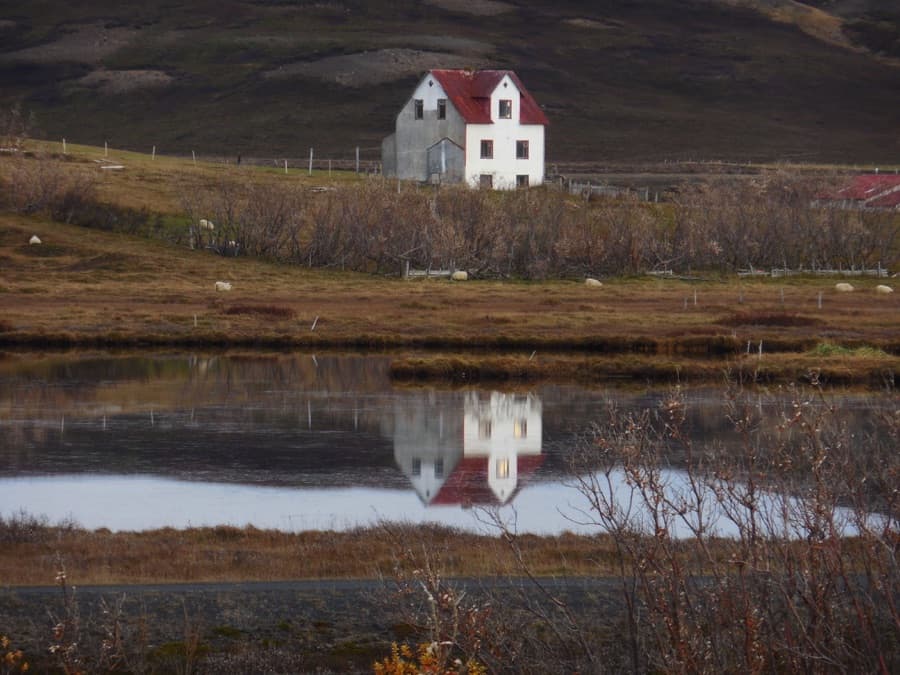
[
  {"x1": 0, "y1": 103, "x2": 35, "y2": 152},
  {"x1": 565, "y1": 385, "x2": 899, "y2": 673},
  {"x1": 672, "y1": 172, "x2": 899, "y2": 271},
  {"x1": 180, "y1": 176, "x2": 307, "y2": 258},
  {"x1": 3, "y1": 156, "x2": 97, "y2": 221},
  {"x1": 176, "y1": 172, "x2": 898, "y2": 277}
]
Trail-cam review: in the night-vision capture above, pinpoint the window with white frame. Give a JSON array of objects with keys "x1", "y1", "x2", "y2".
[
  {"x1": 516, "y1": 140, "x2": 529, "y2": 159},
  {"x1": 437, "y1": 98, "x2": 446, "y2": 119},
  {"x1": 414, "y1": 99, "x2": 423, "y2": 119},
  {"x1": 498, "y1": 99, "x2": 512, "y2": 119},
  {"x1": 480, "y1": 139, "x2": 493, "y2": 159}
]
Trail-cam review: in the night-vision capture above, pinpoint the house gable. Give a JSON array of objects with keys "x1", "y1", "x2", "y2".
[
  {"x1": 429, "y1": 69, "x2": 549, "y2": 126},
  {"x1": 383, "y1": 68, "x2": 547, "y2": 188}
]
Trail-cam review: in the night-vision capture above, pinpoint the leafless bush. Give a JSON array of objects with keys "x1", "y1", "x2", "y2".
[
  {"x1": 3, "y1": 156, "x2": 97, "y2": 221},
  {"x1": 0, "y1": 104, "x2": 35, "y2": 152},
  {"x1": 672, "y1": 172, "x2": 899, "y2": 271},
  {"x1": 180, "y1": 176, "x2": 307, "y2": 259},
  {"x1": 562, "y1": 385, "x2": 900, "y2": 673},
  {"x1": 0, "y1": 510, "x2": 78, "y2": 545},
  {"x1": 177, "y1": 173, "x2": 898, "y2": 278}
]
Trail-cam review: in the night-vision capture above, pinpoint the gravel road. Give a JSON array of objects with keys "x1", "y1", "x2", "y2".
[{"x1": 1, "y1": 578, "x2": 626, "y2": 673}]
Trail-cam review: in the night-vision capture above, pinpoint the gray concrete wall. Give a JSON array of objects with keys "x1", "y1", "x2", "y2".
[
  {"x1": 385, "y1": 87, "x2": 467, "y2": 182},
  {"x1": 381, "y1": 133, "x2": 397, "y2": 177}
]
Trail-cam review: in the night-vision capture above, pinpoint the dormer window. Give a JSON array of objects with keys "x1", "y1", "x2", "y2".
[
  {"x1": 437, "y1": 98, "x2": 446, "y2": 119},
  {"x1": 498, "y1": 99, "x2": 512, "y2": 119},
  {"x1": 414, "y1": 99, "x2": 423, "y2": 119}
]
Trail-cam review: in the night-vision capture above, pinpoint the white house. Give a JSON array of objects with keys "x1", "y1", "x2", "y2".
[{"x1": 382, "y1": 69, "x2": 549, "y2": 190}]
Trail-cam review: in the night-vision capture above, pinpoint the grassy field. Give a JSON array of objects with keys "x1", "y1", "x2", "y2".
[
  {"x1": 1, "y1": 144, "x2": 899, "y2": 386},
  {"x1": 0, "y1": 519, "x2": 627, "y2": 586},
  {"x1": 1, "y1": 206, "x2": 898, "y2": 378}
]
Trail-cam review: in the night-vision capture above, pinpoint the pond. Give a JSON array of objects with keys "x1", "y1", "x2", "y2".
[{"x1": 0, "y1": 353, "x2": 894, "y2": 535}]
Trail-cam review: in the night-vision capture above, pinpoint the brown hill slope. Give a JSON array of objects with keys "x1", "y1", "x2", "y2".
[{"x1": 0, "y1": 0, "x2": 897, "y2": 163}]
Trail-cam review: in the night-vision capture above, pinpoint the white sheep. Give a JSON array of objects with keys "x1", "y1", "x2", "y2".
[
  {"x1": 875, "y1": 284, "x2": 894, "y2": 294},
  {"x1": 199, "y1": 219, "x2": 215, "y2": 230},
  {"x1": 214, "y1": 281, "x2": 232, "y2": 292},
  {"x1": 450, "y1": 271, "x2": 468, "y2": 281},
  {"x1": 834, "y1": 282, "x2": 854, "y2": 293},
  {"x1": 585, "y1": 278, "x2": 603, "y2": 287},
  {"x1": 29, "y1": 235, "x2": 41, "y2": 245}
]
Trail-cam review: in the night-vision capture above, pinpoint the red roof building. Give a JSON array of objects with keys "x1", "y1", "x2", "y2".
[
  {"x1": 816, "y1": 174, "x2": 900, "y2": 210},
  {"x1": 382, "y1": 69, "x2": 548, "y2": 190}
]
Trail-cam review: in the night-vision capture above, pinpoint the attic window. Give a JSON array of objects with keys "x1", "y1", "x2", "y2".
[
  {"x1": 480, "y1": 139, "x2": 493, "y2": 159},
  {"x1": 498, "y1": 99, "x2": 512, "y2": 119},
  {"x1": 437, "y1": 98, "x2": 446, "y2": 119},
  {"x1": 414, "y1": 99, "x2": 423, "y2": 119}
]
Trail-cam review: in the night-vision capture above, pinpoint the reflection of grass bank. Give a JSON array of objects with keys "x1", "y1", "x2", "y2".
[{"x1": 390, "y1": 351, "x2": 900, "y2": 386}]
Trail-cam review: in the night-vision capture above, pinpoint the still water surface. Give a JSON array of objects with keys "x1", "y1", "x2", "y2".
[{"x1": 0, "y1": 354, "x2": 892, "y2": 534}]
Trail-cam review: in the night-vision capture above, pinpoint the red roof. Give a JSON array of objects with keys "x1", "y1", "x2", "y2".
[
  {"x1": 429, "y1": 69, "x2": 549, "y2": 126},
  {"x1": 430, "y1": 454, "x2": 545, "y2": 507},
  {"x1": 867, "y1": 189, "x2": 900, "y2": 209},
  {"x1": 830, "y1": 174, "x2": 900, "y2": 201}
]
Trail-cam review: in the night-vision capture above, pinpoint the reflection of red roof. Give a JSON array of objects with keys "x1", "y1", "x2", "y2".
[
  {"x1": 430, "y1": 69, "x2": 549, "y2": 126},
  {"x1": 431, "y1": 454, "x2": 544, "y2": 506},
  {"x1": 821, "y1": 175, "x2": 900, "y2": 202}
]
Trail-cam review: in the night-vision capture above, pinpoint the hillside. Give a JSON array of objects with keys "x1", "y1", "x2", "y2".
[{"x1": 0, "y1": 0, "x2": 898, "y2": 163}]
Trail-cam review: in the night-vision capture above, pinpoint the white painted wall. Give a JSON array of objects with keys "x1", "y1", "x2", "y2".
[{"x1": 463, "y1": 74, "x2": 545, "y2": 189}]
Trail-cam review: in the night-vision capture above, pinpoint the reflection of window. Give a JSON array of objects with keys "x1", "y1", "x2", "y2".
[
  {"x1": 414, "y1": 99, "x2": 423, "y2": 119},
  {"x1": 479, "y1": 418, "x2": 492, "y2": 439},
  {"x1": 496, "y1": 458, "x2": 510, "y2": 479},
  {"x1": 412, "y1": 458, "x2": 421, "y2": 476},
  {"x1": 480, "y1": 139, "x2": 493, "y2": 159},
  {"x1": 434, "y1": 458, "x2": 444, "y2": 478},
  {"x1": 437, "y1": 98, "x2": 447, "y2": 119},
  {"x1": 514, "y1": 419, "x2": 527, "y2": 439},
  {"x1": 498, "y1": 99, "x2": 512, "y2": 119}
]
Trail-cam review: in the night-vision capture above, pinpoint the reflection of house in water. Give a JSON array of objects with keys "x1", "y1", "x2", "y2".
[{"x1": 394, "y1": 392, "x2": 542, "y2": 506}]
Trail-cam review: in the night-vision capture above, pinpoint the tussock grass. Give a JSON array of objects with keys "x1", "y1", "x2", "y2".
[
  {"x1": 0, "y1": 520, "x2": 625, "y2": 586},
  {"x1": 223, "y1": 304, "x2": 295, "y2": 319},
  {"x1": 808, "y1": 342, "x2": 890, "y2": 358},
  {"x1": 718, "y1": 311, "x2": 821, "y2": 327}
]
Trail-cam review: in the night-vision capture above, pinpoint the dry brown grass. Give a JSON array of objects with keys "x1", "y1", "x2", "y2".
[
  {"x1": 0, "y1": 210, "x2": 898, "y2": 385},
  {"x1": 0, "y1": 522, "x2": 623, "y2": 586},
  {"x1": 0, "y1": 144, "x2": 898, "y2": 385}
]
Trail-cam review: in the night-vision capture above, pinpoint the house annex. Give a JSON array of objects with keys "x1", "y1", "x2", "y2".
[{"x1": 381, "y1": 69, "x2": 549, "y2": 190}]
